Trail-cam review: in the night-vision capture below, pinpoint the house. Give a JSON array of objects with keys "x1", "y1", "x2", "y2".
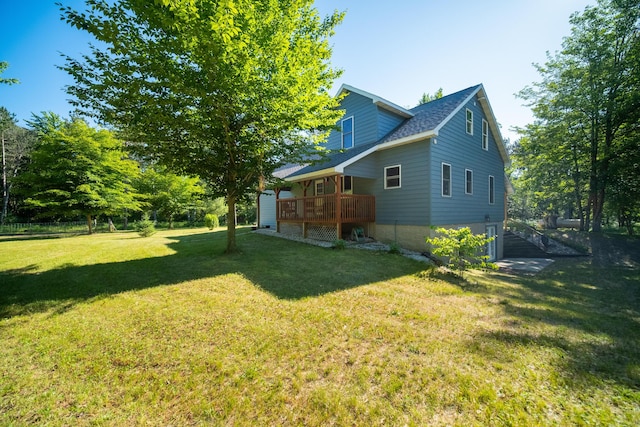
[{"x1": 258, "y1": 83, "x2": 511, "y2": 260}]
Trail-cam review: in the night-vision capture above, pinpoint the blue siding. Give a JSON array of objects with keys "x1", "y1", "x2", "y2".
[
  {"x1": 377, "y1": 107, "x2": 405, "y2": 140},
  {"x1": 325, "y1": 92, "x2": 378, "y2": 150},
  {"x1": 374, "y1": 141, "x2": 431, "y2": 226},
  {"x1": 344, "y1": 155, "x2": 377, "y2": 179},
  {"x1": 325, "y1": 92, "x2": 409, "y2": 151},
  {"x1": 430, "y1": 95, "x2": 505, "y2": 225}
]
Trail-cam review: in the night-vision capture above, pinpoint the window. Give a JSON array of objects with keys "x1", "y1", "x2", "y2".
[
  {"x1": 442, "y1": 163, "x2": 452, "y2": 197},
  {"x1": 488, "y1": 175, "x2": 495, "y2": 204},
  {"x1": 342, "y1": 175, "x2": 353, "y2": 193},
  {"x1": 466, "y1": 109, "x2": 473, "y2": 135},
  {"x1": 482, "y1": 119, "x2": 489, "y2": 150},
  {"x1": 465, "y1": 169, "x2": 473, "y2": 195},
  {"x1": 384, "y1": 165, "x2": 401, "y2": 189},
  {"x1": 315, "y1": 179, "x2": 324, "y2": 195},
  {"x1": 342, "y1": 116, "x2": 354, "y2": 149}
]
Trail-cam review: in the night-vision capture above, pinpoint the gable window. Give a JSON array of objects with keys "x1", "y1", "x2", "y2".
[
  {"x1": 488, "y1": 175, "x2": 495, "y2": 204},
  {"x1": 466, "y1": 109, "x2": 473, "y2": 135},
  {"x1": 315, "y1": 179, "x2": 324, "y2": 196},
  {"x1": 342, "y1": 116, "x2": 354, "y2": 149},
  {"x1": 442, "y1": 163, "x2": 452, "y2": 197},
  {"x1": 384, "y1": 165, "x2": 401, "y2": 189},
  {"x1": 482, "y1": 119, "x2": 489, "y2": 150},
  {"x1": 465, "y1": 169, "x2": 473, "y2": 195}
]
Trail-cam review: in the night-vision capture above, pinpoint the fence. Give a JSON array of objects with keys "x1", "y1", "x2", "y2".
[{"x1": 0, "y1": 221, "x2": 96, "y2": 234}]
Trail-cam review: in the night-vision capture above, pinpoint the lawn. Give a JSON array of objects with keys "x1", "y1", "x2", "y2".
[{"x1": 1, "y1": 228, "x2": 639, "y2": 426}]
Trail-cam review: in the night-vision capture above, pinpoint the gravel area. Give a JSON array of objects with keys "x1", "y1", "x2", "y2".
[{"x1": 254, "y1": 229, "x2": 433, "y2": 263}]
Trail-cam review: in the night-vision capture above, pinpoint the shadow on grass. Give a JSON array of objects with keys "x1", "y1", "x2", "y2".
[
  {"x1": 0, "y1": 230, "x2": 426, "y2": 320},
  {"x1": 0, "y1": 232, "x2": 89, "y2": 242},
  {"x1": 470, "y1": 257, "x2": 640, "y2": 390}
]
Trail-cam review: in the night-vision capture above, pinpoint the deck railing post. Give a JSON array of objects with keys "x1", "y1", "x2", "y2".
[{"x1": 335, "y1": 175, "x2": 342, "y2": 240}]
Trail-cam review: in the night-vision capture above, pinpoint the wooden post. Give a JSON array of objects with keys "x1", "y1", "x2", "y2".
[
  {"x1": 335, "y1": 174, "x2": 342, "y2": 240},
  {"x1": 302, "y1": 180, "x2": 312, "y2": 238},
  {"x1": 275, "y1": 188, "x2": 281, "y2": 233}
]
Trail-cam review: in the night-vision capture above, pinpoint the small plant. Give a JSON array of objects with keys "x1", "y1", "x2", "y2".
[
  {"x1": 332, "y1": 239, "x2": 347, "y2": 250},
  {"x1": 204, "y1": 213, "x2": 219, "y2": 230},
  {"x1": 388, "y1": 242, "x2": 401, "y2": 254},
  {"x1": 425, "y1": 226, "x2": 497, "y2": 279},
  {"x1": 135, "y1": 213, "x2": 156, "y2": 237}
]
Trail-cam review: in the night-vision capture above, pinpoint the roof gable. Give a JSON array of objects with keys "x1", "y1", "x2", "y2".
[
  {"x1": 337, "y1": 84, "x2": 414, "y2": 119},
  {"x1": 286, "y1": 83, "x2": 510, "y2": 181}
]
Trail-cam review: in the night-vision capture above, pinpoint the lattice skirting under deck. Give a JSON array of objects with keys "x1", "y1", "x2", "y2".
[
  {"x1": 279, "y1": 223, "x2": 338, "y2": 242},
  {"x1": 280, "y1": 223, "x2": 302, "y2": 236},
  {"x1": 306, "y1": 225, "x2": 338, "y2": 242}
]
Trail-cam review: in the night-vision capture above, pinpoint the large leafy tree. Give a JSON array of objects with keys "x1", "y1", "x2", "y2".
[
  {"x1": 517, "y1": 0, "x2": 640, "y2": 231},
  {"x1": 59, "y1": 0, "x2": 344, "y2": 252},
  {"x1": 135, "y1": 166, "x2": 204, "y2": 228},
  {"x1": 16, "y1": 113, "x2": 142, "y2": 233},
  {"x1": 0, "y1": 107, "x2": 36, "y2": 224}
]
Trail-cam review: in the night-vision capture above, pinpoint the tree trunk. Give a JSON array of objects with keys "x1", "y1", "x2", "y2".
[
  {"x1": 225, "y1": 194, "x2": 237, "y2": 253},
  {"x1": 86, "y1": 213, "x2": 93, "y2": 234},
  {"x1": 1, "y1": 182, "x2": 9, "y2": 225},
  {"x1": 1, "y1": 131, "x2": 6, "y2": 225},
  {"x1": 592, "y1": 188, "x2": 605, "y2": 232}
]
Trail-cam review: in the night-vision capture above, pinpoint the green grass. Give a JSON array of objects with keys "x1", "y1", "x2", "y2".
[{"x1": 1, "y1": 228, "x2": 639, "y2": 426}]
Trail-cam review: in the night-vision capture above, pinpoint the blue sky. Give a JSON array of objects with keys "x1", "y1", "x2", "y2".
[{"x1": 1, "y1": 0, "x2": 595, "y2": 142}]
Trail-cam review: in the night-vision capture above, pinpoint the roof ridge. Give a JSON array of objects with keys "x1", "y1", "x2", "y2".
[{"x1": 409, "y1": 84, "x2": 482, "y2": 113}]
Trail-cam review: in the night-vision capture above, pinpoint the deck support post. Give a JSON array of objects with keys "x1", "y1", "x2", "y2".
[
  {"x1": 335, "y1": 174, "x2": 342, "y2": 240},
  {"x1": 275, "y1": 188, "x2": 281, "y2": 233}
]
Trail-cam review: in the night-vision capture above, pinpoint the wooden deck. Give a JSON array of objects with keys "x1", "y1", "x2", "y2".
[{"x1": 277, "y1": 194, "x2": 375, "y2": 224}]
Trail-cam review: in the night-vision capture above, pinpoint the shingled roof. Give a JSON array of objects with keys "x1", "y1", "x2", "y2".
[
  {"x1": 287, "y1": 84, "x2": 505, "y2": 181},
  {"x1": 380, "y1": 85, "x2": 481, "y2": 143}
]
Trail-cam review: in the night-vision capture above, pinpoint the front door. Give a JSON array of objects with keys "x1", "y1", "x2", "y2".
[{"x1": 486, "y1": 225, "x2": 497, "y2": 261}]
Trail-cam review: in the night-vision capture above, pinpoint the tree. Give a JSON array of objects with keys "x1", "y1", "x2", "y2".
[
  {"x1": 606, "y1": 129, "x2": 640, "y2": 234},
  {"x1": 418, "y1": 88, "x2": 443, "y2": 105},
  {"x1": 16, "y1": 113, "x2": 143, "y2": 233},
  {"x1": 425, "y1": 227, "x2": 497, "y2": 279},
  {"x1": 0, "y1": 108, "x2": 36, "y2": 224},
  {"x1": 0, "y1": 62, "x2": 18, "y2": 85},
  {"x1": 59, "y1": 0, "x2": 344, "y2": 252},
  {"x1": 518, "y1": 0, "x2": 640, "y2": 231},
  {"x1": 135, "y1": 166, "x2": 205, "y2": 228}
]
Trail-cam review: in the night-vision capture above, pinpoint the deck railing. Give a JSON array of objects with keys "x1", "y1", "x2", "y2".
[{"x1": 277, "y1": 194, "x2": 375, "y2": 224}]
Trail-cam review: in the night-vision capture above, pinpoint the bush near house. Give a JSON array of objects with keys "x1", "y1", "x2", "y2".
[{"x1": 426, "y1": 226, "x2": 497, "y2": 278}]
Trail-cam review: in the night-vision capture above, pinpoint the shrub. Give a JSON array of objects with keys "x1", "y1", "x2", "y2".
[
  {"x1": 425, "y1": 226, "x2": 497, "y2": 278},
  {"x1": 388, "y1": 242, "x2": 401, "y2": 254},
  {"x1": 135, "y1": 214, "x2": 156, "y2": 237},
  {"x1": 332, "y1": 239, "x2": 347, "y2": 250},
  {"x1": 204, "y1": 213, "x2": 219, "y2": 230}
]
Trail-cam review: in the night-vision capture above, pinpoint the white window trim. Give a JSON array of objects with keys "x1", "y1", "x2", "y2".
[
  {"x1": 384, "y1": 165, "x2": 401, "y2": 189},
  {"x1": 488, "y1": 175, "x2": 495, "y2": 205},
  {"x1": 342, "y1": 116, "x2": 354, "y2": 149},
  {"x1": 465, "y1": 168, "x2": 473, "y2": 195},
  {"x1": 466, "y1": 109, "x2": 473, "y2": 135},
  {"x1": 482, "y1": 119, "x2": 489, "y2": 150},
  {"x1": 315, "y1": 179, "x2": 324, "y2": 196},
  {"x1": 442, "y1": 163, "x2": 452, "y2": 197}
]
